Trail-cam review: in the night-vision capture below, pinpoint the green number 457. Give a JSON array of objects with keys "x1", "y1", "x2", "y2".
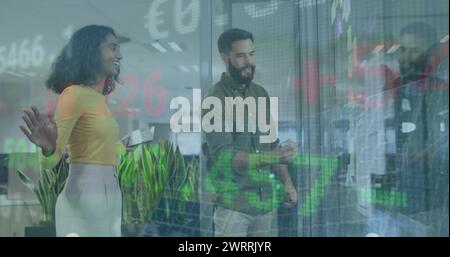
[{"x1": 205, "y1": 150, "x2": 338, "y2": 216}]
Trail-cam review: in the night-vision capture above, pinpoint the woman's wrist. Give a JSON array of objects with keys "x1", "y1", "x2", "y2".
[{"x1": 41, "y1": 145, "x2": 55, "y2": 157}]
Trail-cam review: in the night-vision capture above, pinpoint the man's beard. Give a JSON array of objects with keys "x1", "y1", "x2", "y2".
[
  {"x1": 228, "y1": 60, "x2": 255, "y2": 85},
  {"x1": 399, "y1": 54, "x2": 428, "y2": 81}
]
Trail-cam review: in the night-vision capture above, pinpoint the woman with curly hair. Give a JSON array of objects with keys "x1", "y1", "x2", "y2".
[{"x1": 20, "y1": 25, "x2": 127, "y2": 237}]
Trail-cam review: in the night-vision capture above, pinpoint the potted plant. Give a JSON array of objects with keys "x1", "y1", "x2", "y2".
[
  {"x1": 144, "y1": 149, "x2": 199, "y2": 237},
  {"x1": 16, "y1": 154, "x2": 69, "y2": 237},
  {"x1": 117, "y1": 142, "x2": 163, "y2": 235},
  {"x1": 117, "y1": 140, "x2": 199, "y2": 237},
  {"x1": 16, "y1": 139, "x2": 199, "y2": 237}
]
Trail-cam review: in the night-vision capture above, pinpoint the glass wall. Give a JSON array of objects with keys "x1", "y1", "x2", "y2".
[
  {"x1": 0, "y1": 0, "x2": 448, "y2": 237},
  {"x1": 203, "y1": 0, "x2": 449, "y2": 237}
]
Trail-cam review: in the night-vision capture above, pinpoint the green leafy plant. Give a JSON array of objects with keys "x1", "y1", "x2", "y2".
[
  {"x1": 15, "y1": 139, "x2": 198, "y2": 228},
  {"x1": 117, "y1": 140, "x2": 198, "y2": 226},
  {"x1": 16, "y1": 154, "x2": 69, "y2": 225}
]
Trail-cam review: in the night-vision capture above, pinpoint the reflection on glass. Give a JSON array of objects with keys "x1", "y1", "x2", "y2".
[{"x1": 0, "y1": 0, "x2": 447, "y2": 237}]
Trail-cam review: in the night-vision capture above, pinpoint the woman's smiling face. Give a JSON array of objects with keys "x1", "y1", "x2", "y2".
[{"x1": 99, "y1": 33, "x2": 122, "y2": 78}]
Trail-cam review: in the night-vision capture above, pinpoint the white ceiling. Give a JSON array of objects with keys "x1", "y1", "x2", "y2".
[{"x1": 0, "y1": 0, "x2": 203, "y2": 95}]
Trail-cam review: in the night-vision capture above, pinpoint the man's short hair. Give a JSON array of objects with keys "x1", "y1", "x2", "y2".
[
  {"x1": 400, "y1": 22, "x2": 437, "y2": 49},
  {"x1": 218, "y1": 28, "x2": 254, "y2": 53}
]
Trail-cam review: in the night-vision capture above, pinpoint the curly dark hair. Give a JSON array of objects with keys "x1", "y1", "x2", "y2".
[{"x1": 46, "y1": 25, "x2": 120, "y2": 95}]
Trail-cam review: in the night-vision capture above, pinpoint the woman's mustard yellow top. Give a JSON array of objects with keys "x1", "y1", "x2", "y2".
[{"x1": 39, "y1": 85, "x2": 126, "y2": 170}]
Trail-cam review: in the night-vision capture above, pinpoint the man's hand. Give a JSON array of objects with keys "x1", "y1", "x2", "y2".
[
  {"x1": 283, "y1": 182, "x2": 298, "y2": 208},
  {"x1": 276, "y1": 140, "x2": 297, "y2": 164}
]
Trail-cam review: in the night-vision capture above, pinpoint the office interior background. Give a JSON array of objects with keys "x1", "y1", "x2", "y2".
[{"x1": 0, "y1": 0, "x2": 448, "y2": 236}]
